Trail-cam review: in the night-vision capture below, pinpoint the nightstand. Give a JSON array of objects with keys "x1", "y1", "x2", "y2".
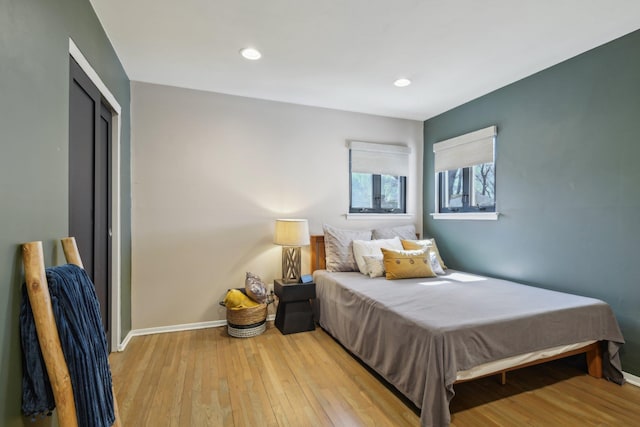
[{"x1": 274, "y1": 279, "x2": 316, "y2": 335}]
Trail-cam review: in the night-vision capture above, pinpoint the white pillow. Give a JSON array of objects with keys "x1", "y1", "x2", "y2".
[
  {"x1": 363, "y1": 255, "x2": 385, "y2": 278},
  {"x1": 352, "y1": 236, "x2": 403, "y2": 275},
  {"x1": 428, "y1": 250, "x2": 446, "y2": 275}
]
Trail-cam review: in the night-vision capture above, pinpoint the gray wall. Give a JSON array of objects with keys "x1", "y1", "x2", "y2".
[
  {"x1": 424, "y1": 30, "x2": 640, "y2": 376},
  {"x1": 0, "y1": 0, "x2": 131, "y2": 425}
]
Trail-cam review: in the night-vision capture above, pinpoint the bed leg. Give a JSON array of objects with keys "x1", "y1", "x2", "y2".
[
  {"x1": 586, "y1": 343, "x2": 603, "y2": 379},
  {"x1": 500, "y1": 371, "x2": 506, "y2": 385}
]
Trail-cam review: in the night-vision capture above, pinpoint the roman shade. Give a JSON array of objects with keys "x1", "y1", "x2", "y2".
[
  {"x1": 433, "y1": 125, "x2": 496, "y2": 173},
  {"x1": 348, "y1": 141, "x2": 410, "y2": 176}
]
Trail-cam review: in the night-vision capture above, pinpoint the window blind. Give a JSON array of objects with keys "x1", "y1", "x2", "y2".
[
  {"x1": 348, "y1": 141, "x2": 410, "y2": 176},
  {"x1": 433, "y1": 125, "x2": 496, "y2": 173}
]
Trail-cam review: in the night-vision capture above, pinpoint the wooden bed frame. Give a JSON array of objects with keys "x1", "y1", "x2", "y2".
[{"x1": 309, "y1": 234, "x2": 603, "y2": 383}]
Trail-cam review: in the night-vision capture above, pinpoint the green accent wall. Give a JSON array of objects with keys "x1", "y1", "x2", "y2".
[
  {"x1": 424, "y1": 29, "x2": 640, "y2": 376},
  {"x1": 0, "y1": 0, "x2": 131, "y2": 425}
]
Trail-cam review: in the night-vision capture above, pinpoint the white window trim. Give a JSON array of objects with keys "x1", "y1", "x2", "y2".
[
  {"x1": 346, "y1": 213, "x2": 414, "y2": 220},
  {"x1": 430, "y1": 212, "x2": 499, "y2": 221}
]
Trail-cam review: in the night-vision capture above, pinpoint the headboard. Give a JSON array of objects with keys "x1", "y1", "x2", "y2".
[
  {"x1": 310, "y1": 235, "x2": 326, "y2": 273},
  {"x1": 310, "y1": 232, "x2": 420, "y2": 273}
]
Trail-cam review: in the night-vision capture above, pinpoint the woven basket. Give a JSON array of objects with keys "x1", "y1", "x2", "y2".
[
  {"x1": 227, "y1": 321, "x2": 266, "y2": 338},
  {"x1": 226, "y1": 303, "x2": 267, "y2": 338}
]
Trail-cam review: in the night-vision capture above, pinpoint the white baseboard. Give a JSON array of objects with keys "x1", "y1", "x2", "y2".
[
  {"x1": 117, "y1": 331, "x2": 134, "y2": 351},
  {"x1": 116, "y1": 314, "x2": 276, "y2": 351},
  {"x1": 623, "y1": 371, "x2": 640, "y2": 387}
]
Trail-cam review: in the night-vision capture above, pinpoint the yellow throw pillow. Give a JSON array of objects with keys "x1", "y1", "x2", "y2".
[
  {"x1": 380, "y1": 248, "x2": 436, "y2": 280},
  {"x1": 401, "y1": 238, "x2": 447, "y2": 270},
  {"x1": 223, "y1": 289, "x2": 260, "y2": 310}
]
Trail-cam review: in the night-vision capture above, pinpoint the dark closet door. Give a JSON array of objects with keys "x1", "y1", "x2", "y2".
[{"x1": 69, "y1": 56, "x2": 112, "y2": 350}]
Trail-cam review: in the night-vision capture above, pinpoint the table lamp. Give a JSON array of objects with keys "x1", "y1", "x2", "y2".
[{"x1": 274, "y1": 219, "x2": 310, "y2": 283}]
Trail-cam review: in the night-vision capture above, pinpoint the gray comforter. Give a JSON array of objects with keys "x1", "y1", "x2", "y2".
[{"x1": 313, "y1": 269, "x2": 625, "y2": 427}]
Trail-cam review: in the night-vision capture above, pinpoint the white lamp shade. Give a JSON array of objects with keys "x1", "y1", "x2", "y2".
[{"x1": 274, "y1": 219, "x2": 310, "y2": 246}]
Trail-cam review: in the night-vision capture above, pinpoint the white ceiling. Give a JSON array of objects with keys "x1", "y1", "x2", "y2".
[{"x1": 89, "y1": 0, "x2": 640, "y2": 121}]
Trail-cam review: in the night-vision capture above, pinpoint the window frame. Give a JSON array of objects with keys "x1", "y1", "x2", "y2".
[
  {"x1": 347, "y1": 140, "x2": 410, "y2": 215},
  {"x1": 437, "y1": 164, "x2": 496, "y2": 213},
  {"x1": 349, "y1": 172, "x2": 407, "y2": 214},
  {"x1": 432, "y1": 126, "x2": 499, "y2": 220}
]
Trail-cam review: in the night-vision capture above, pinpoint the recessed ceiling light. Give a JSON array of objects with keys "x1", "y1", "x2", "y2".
[
  {"x1": 393, "y1": 78, "x2": 411, "y2": 87},
  {"x1": 240, "y1": 47, "x2": 262, "y2": 60}
]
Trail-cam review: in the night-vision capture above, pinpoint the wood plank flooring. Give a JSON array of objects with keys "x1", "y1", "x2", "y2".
[{"x1": 109, "y1": 324, "x2": 640, "y2": 426}]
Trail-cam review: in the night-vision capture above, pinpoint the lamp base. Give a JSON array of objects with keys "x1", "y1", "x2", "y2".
[{"x1": 282, "y1": 246, "x2": 301, "y2": 283}]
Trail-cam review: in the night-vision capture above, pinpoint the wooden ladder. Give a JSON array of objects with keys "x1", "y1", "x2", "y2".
[{"x1": 22, "y1": 237, "x2": 121, "y2": 427}]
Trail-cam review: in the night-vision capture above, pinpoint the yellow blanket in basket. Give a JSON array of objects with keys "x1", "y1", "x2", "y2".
[{"x1": 224, "y1": 289, "x2": 259, "y2": 309}]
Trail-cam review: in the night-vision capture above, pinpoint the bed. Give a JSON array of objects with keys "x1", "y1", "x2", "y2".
[{"x1": 309, "y1": 235, "x2": 625, "y2": 427}]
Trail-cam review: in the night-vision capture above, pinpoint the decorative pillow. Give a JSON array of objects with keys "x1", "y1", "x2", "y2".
[
  {"x1": 224, "y1": 289, "x2": 260, "y2": 309},
  {"x1": 245, "y1": 272, "x2": 268, "y2": 303},
  {"x1": 362, "y1": 255, "x2": 385, "y2": 278},
  {"x1": 428, "y1": 250, "x2": 446, "y2": 275},
  {"x1": 352, "y1": 236, "x2": 403, "y2": 275},
  {"x1": 380, "y1": 248, "x2": 436, "y2": 280},
  {"x1": 402, "y1": 238, "x2": 447, "y2": 270},
  {"x1": 372, "y1": 224, "x2": 417, "y2": 240},
  {"x1": 323, "y1": 224, "x2": 372, "y2": 272}
]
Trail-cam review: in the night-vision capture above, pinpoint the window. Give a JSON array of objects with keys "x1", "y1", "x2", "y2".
[
  {"x1": 433, "y1": 126, "x2": 496, "y2": 214},
  {"x1": 348, "y1": 141, "x2": 410, "y2": 214}
]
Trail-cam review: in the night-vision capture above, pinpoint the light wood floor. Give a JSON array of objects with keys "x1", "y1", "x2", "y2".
[{"x1": 109, "y1": 323, "x2": 640, "y2": 426}]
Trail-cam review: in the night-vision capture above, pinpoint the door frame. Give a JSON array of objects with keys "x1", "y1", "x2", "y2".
[{"x1": 69, "y1": 38, "x2": 122, "y2": 352}]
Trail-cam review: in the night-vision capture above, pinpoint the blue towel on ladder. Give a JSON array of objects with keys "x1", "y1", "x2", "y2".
[{"x1": 20, "y1": 264, "x2": 115, "y2": 427}]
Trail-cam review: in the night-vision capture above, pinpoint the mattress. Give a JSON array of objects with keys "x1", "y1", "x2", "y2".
[
  {"x1": 455, "y1": 339, "x2": 596, "y2": 381},
  {"x1": 313, "y1": 269, "x2": 625, "y2": 427}
]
